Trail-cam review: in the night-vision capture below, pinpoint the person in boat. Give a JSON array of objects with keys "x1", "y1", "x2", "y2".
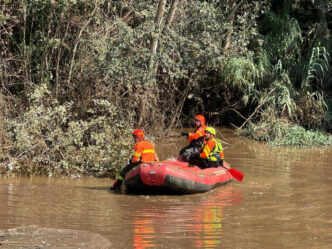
[
  {"x1": 188, "y1": 126, "x2": 224, "y2": 169},
  {"x1": 179, "y1": 114, "x2": 207, "y2": 162},
  {"x1": 111, "y1": 129, "x2": 159, "y2": 190}
]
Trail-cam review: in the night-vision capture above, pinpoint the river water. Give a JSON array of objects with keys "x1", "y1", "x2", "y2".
[{"x1": 0, "y1": 128, "x2": 332, "y2": 248}]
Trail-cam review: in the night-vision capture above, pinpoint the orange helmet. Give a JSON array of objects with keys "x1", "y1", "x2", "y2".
[
  {"x1": 195, "y1": 115, "x2": 205, "y2": 125},
  {"x1": 133, "y1": 129, "x2": 144, "y2": 140}
]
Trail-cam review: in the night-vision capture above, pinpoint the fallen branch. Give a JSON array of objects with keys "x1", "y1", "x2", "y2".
[{"x1": 238, "y1": 87, "x2": 276, "y2": 130}]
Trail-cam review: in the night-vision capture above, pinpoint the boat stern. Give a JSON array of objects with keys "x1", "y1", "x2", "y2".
[
  {"x1": 139, "y1": 163, "x2": 166, "y2": 186},
  {"x1": 124, "y1": 162, "x2": 167, "y2": 192}
]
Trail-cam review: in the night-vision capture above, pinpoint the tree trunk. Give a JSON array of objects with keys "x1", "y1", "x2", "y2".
[
  {"x1": 153, "y1": 0, "x2": 180, "y2": 75},
  {"x1": 165, "y1": 0, "x2": 179, "y2": 27},
  {"x1": 139, "y1": 0, "x2": 180, "y2": 128},
  {"x1": 138, "y1": 0, "x2": 167, "y2": 127},
  {"x1": 150, "y1": 0, "x2": 167, "y2": 55},
  {"x1": 223, "y1": 0, "x2": 243, "y2": 51},
  {"x1": 317, "y1": 0, "x2": 329, "y2": 39}
]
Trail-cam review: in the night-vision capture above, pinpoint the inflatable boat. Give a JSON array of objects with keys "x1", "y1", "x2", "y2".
[{"x1": 124, "y1": 159, "x2": 234, "y2": 194}]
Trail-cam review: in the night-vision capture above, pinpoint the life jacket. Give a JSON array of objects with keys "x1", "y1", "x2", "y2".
[
  {"x1": 132, "y1": 140, "x2": 158, "y2": 163},
  {"x1": 188, "y1": 125, "x2": 207, "y2": 146},
  {"x1": 200, "y1": 138, "x2": 224, "y2": 162}
]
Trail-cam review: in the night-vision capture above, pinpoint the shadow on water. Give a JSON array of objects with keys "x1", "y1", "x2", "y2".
[
  {"x1": 78, "y1": 185, "x2": 226, "y2": 197},
  {"x1": 77, "y1": 185, "x2": 125, "y2": 196},
  {"x1": 78, "y1": 186, "x2": 111, "y2": 191}
]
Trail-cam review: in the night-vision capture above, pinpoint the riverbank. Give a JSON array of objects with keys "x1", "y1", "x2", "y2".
[{"x1": 1, "y1": 126, "x2": 332, "y2": 178}]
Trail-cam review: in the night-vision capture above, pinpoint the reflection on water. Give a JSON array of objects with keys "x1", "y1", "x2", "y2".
[
  {"x1": 1, "y1": 128, "x2": 332, "y2": 249},
  {"x1": 133, "y1": 218, "x2": 155, "y2": 249},
  {"x1": 130, "y1": 185, "x2": 243, "y2": 249},
  {"x1": 192, "y1": 189, "x2": 225, "y2": 248}
]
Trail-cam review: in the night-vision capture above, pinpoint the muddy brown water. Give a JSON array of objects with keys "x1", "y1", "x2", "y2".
[{"x1": 1, "y1": 128, "x2": 332, "y2": 249}]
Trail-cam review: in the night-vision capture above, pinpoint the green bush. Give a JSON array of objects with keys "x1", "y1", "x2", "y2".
[
  {"x1": 5, "y1": 84, "x2": 133, "y2": 176},
  {"x1": 239, "y1": 117, "x2": 332, "y2": 147}
]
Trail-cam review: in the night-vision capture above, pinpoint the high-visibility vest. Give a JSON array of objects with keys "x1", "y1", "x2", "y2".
[
  {"x1": 132, "y1": 140, "x2": 158, "y2": 163},
  {"x1": 208, "y1": 138, "x2": 223, "y2": 162},
  {"x1": 201, "y1": 138, "x2": 224, "y2": 162},
  {"x1": 188, "y1": 125, "x2": 207, "y2": 145}
]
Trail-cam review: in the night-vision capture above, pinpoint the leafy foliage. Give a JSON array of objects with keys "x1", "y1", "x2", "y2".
[
  {"x1": 5, "y1": 84, "x2": 133, "y2": 176},
  {"x1": 239, "y1": 117, "x2": 332, "y2": 147},
  {"x1": 0, "y1": 0, "x2": 331, "y2": 176},
  {"x1": 237, "y1": 0, "x2": 331, "y2": 141}
]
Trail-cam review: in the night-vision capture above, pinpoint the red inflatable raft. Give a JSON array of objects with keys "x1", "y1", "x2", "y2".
[{"x1": 124, "y1": 159, "x2": 233, "y2": 194}]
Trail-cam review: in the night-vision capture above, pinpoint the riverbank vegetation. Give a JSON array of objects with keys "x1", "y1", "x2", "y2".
[{"x1": 0, "y1": 0, "x2": 331, "y2": 176}]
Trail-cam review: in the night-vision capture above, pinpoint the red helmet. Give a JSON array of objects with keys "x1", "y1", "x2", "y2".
[
  {"x1": 133, "y1": 129, "x2": 144, "y2": 140},
  {"x1": 195, "y1": 115, "x2": 205, "y2": 125}
]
